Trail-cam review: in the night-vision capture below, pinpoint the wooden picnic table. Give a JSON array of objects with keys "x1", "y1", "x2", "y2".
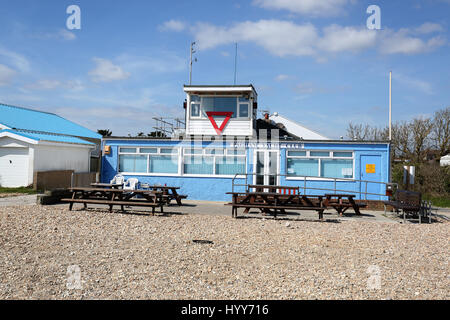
[
  {"x1": 140, "y1": 185, "x2": 187, "y2": 206},
  {"x1": 62, "y1": 187, "x2": 166, "y2": 215},
  {"x1": 90, "y1": 182, "x2": 123, "y2": 189},
  {"x1": 226, "y1": 191, "x2": 326, "y2": 220},
  {"x1": 324, "y1": 194, "x2": 366, "y2": 216}
]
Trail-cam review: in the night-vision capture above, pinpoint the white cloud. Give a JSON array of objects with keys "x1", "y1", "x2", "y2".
[
  {"x1": 190, "y1": 20, "x2": 446, "y2": 58},
  {"x1": 253, "y1": 0, "x2": 351, "y2": 16},
  {"x1": 25, "y1": 79, "x2": 61, "y2": 90},
  {"x1": 0, "y1": 64, "x2": 16, "y2": 86},
  {"x1": 275, "y1": 74, "x2": 291, "y2": 81},
  {"x1": 31, "y1": 29, "x2": 77, "y2": 41},
  {"x1": 395, "y1": 73, "x2": 434, "y2": 95},
  {"x1": 379, "y1": 29, "x2": 446, "y2": 55},
  {"x1": 0, "y1": 48, "x2": 30, "y2": 72},
  {"x1": 116, "y1": 52, "x2": 186, "y2": 74},
  {"x1": 415, "y1": 22, "x2": 444, "y2": 34},
  {"x1": 193, "y1": 20, "x2": 318, "y2": 57},
  {"x1": 319, "y1": 24, "x2": 377, "y2": 53},
  {"x1": 24, "y1": 79, "x2": 85, "y2": 91},
  {"x1": 58, "y1": 29, "x2": 77, "y2": 40},
  {"x1": 158, "y1": 20, "x2": 186, "y2": 32},
  {"x1": 88, "y1": 58, "x2": 130, "y2": 83}
]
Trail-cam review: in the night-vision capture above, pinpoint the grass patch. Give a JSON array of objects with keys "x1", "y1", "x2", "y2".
[
  {"x1": 423, "y1": 194, "x2": 450, "y2": 208},
  {"x1": 0, "y1": 187, "x2": 37, "y2": 195}
]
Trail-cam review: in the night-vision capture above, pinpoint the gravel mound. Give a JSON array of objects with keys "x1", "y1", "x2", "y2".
[{"x1": 0, "y1": 205, "x2": 448, "y2": 300}]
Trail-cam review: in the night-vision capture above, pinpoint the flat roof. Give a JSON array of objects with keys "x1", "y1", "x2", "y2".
[{"x1": 183, "y1": 84, "x2": 257, "y2": 94}]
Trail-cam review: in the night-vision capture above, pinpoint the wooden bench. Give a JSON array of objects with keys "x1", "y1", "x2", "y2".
[
  {"x1": 141, "y1": 185, "x2": 187, "y2": 206},
  {"x1": 383, "y1": 190, "x2": 422, "y2": 222},
  {"x1": 248, "y1": 185, "x2": 300, "y2": 195},
  {"x1": 324, "y1": 194, "x2": 367, "y2": 216},
  {"x1": 61, "y1": 187, "x2": 167, "y2": 215},
  {"x1": 226, "y1": 192, "x2": 326, "y2": 220}
]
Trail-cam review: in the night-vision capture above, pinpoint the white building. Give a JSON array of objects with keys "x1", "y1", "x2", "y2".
[
  {"x1": 0, "y1": 103, "x2": 101, "y2": 188},
  {"x1": 440, "y1": 154, "x2": 450, "y2": 167}
]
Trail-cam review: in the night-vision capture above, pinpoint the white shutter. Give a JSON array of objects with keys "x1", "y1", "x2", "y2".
[{"x1": 0, "y1": 147, "x2": 30, "y2": 187}]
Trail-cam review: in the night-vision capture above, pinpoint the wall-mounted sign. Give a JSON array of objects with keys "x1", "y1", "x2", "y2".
[
  {"x1": 366, "y1": 164, "x2": 376, "y2": 173},
  {"x1": 206, "y1": 112, "x2": 233, "y2": 136},
  {"x1": 232, "y1": 142, "x2": 304, "y2": 149}
]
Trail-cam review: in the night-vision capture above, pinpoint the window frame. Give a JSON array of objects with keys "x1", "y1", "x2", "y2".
[
  {"x1": 286, "y1": 150, "x2": 355, "y2": 180},
  {"x1": 117, "y1": 146, "x2": 247, "y2": 178},
  {"x1": 189, "y1": 95, "x2": 251, "y2": 120},
  {"x1": 182, "y1": 147, "x2": 247, "y2": 177},
  {"x1": 118, "y1": 146, "x2": 181, "y2": 176}
]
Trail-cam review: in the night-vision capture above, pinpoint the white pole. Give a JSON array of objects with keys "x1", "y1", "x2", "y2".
[{"x1": 389, "y1": 71, "x2": 392, "y2": 141}]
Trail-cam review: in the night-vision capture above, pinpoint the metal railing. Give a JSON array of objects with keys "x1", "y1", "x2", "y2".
[{"x1": 231, "y1": 173, "x2": 397, "y2": 200}]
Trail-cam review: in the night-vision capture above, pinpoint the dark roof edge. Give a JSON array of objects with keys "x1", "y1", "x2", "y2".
[
  {"x1": 0, "y1": 102, "x2": 56, "y2": 116},
  {"x1": 103, "y1": 136, "x2": 390, "y2": 144}
]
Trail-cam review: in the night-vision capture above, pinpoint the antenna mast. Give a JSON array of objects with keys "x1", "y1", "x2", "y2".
[
  {"x1": 234, "y1": 43, "x2": 238, "y2": 85},
  {"x1": 189, "y1": 42, "x2": 197, "y2": 85}
]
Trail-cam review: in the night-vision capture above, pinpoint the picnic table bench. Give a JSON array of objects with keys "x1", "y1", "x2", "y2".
[
  {"x1": 62, "y1": 187, "x2": 167, "y2": 215},
  {"x1": 383, "y1": 190, "x2": 424, "y2": 222},
  {"x1": 248, "y1": 184, "x2": 300, "y2": 195},
  {"x1": 140, "y1": 185, "x2": 187, "y2": 206},
  {"x1": 226, "y1": 191, "x2": 326, "y2": 220},
  {"x1": 324, "y1": 194, "x2": 367, "y2": 216}
]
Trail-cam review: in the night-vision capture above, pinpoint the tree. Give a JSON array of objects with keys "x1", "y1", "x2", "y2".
[
  {"x1": 346, "y1": 122, "x2": 388, "y2": 141},
  {"x1": 97, "y1": 129, "x2": 112, "y2": 137},
  {"x1": 431, "y1": 106, "x2": 450, "y2": 157},
  {"x1": 410, "y1": 117, "x2": 433, "y2": 163},
  {"x1": 346, "y1": 122, "x2": 371, "y2": 140}
]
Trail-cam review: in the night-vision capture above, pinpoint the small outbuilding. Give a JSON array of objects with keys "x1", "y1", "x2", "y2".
[
  {"x1": 440, "y1": 154, "x2": 450, "y2": 167},
  {"x1": 0, "y1": 103, "x2": 101, "y2": 188}
]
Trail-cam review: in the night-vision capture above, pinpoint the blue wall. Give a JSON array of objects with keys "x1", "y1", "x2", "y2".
[{"x1": 102, "y1": 139, "x2": 390, "y2": 202}]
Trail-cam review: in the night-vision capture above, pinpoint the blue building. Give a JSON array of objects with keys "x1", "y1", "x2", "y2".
[{"x1": 101, "y1": 85, "x2": 390, "y2": 201}]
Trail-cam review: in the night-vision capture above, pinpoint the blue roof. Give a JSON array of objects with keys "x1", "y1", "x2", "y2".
[
  {"x1": 0, "y1": 103, "x2": 101, "y2": 139},
  {"x1": 0, "y1": 129, "x2": 95, "y2": 146}
]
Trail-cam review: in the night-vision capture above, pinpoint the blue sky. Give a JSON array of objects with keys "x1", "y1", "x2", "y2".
[{"x1": 0, "y1": 0, "x2": 449, "y2": 138}]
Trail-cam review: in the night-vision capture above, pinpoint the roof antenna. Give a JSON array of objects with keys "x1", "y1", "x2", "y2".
[
  {"x1": 189, "y1": 42, "x2": 197, "y2": 85},
  {"x1": 234, "y1": 43, "x2": 238, "y2": 85}
]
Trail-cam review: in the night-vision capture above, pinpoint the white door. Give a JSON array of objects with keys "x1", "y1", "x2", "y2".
[
  {"x1": 254, "y1": 150, "x2": 279, "y2": 186},
  {"x1": 0, "y1": 147, "x2": 30, "y2": 187}
]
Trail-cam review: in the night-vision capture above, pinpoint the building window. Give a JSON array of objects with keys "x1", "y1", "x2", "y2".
[
  {"x1": 118, "y1": 147, "x2": 179, "y2": 174},
  {"x1": 183, "y1": 148, "x2": 246, "y2": 176},
  {"x1": 287, "y1": 150, "x2": 354, "y2": 179},
  {"x1": 189, "y1": 95, "x2": 250, "y2": 120}
]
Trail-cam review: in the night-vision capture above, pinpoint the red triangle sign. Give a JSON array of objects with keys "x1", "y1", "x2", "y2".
[{"x1": 206, "y1": 112, "x2": 233, "y2": 135}]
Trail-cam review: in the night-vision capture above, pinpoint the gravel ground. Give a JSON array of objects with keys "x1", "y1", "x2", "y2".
[
  {"x1": 0, "y1": 205, "x2": 448, "y2": 300},
  {"x1": 0, "y1": 193, "x2": 24, "y2": 199}
]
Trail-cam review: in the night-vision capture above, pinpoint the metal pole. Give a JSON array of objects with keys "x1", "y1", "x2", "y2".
[
  {"x1": 234, "y1": 43, "x2": 237, "y2": 85},
  {"x1": 389, "y1": 71, "x2": 392, "y2": 141},
  {"x1": 189, "y1": 42, "x2": 196, "y2": 85}
]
